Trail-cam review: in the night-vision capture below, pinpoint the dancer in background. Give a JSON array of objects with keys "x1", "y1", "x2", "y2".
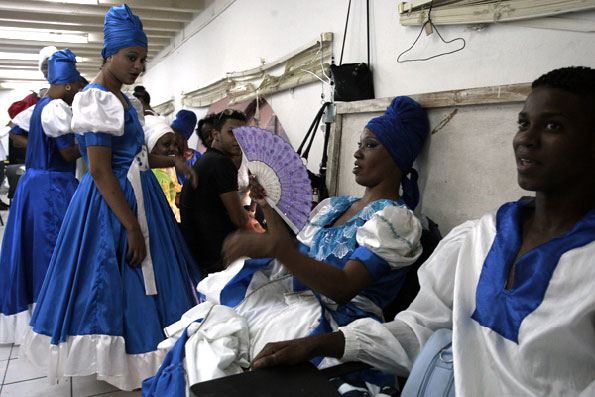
[
  {"x1": 133, "y1": 85, "x2": 158, "y2": 116},
  {"x1": 171, "y1": 109, "x2": 200, "y2": 185},
  {"x1": 144, "y1": 115, "x2": 181, "y2": 221},
  {"x1": 7, "y1": 46, "x2": 58, "y2": 148},
  {"x1": 0, "y1": 49, "x2": 84, "y2": 344}
]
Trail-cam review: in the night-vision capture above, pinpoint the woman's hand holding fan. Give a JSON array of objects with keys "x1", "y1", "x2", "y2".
[{"x1": 233, "y1": 126, "x2": 312, "y2": 234}]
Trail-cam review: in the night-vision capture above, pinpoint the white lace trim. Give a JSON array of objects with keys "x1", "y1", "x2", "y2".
[
  {"x1": 19, "y1": 327, "x2": 166, "y2": 391},
  {"x1": 297, "y1": 198, "x2": 333, "y2": 246},
  {"x1": 0, "y1": 304, "x2": 35, "y2": 344}
]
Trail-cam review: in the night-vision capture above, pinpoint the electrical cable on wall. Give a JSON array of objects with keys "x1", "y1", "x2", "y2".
[
  {"x1": 300, "y1": 33, "x2": 334, "y2": 103},
  {"x1": 397, "y1": 0, "x2": 466, "y2": 63}
]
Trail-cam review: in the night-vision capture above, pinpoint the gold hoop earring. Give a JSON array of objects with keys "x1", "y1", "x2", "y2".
[{"x1": 65, "y1": 84, "x2": 71, "y2": 91}]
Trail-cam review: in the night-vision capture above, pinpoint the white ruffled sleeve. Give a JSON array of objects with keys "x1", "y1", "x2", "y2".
[
  {"x1": 341, "y1": 219, "x2": 478, "y2": 375},
  {"x1": 11, "y1": 105, "x2": 35, "y2": 132},
  {"x1": 41, "y1": 99, "x2": 73, "y2": 138},
  {"x1": 71, "y1": 87, "x2": 124, "y2": 136},
  {"x1": 354, "y1": 205, "x2": 423, "y2": 270}
]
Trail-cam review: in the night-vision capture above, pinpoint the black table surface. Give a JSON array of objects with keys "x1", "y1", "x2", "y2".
[{"x1": 190, "y1": 362, "x2": 342, "y2": 397}]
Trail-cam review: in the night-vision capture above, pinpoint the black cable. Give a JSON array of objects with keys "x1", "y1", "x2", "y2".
[
  {"x1": 366, "y1": 0, "x2": 370, "y2": 65},
  {"x1": 428, "y1": 0, "x2": 434, "y2": 21},
  {"x1": 339, "y1": 0, "x2": 352, "y2": 65}
]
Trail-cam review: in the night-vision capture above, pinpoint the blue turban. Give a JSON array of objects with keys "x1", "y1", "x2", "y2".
[
  {"x1": 48, "y1": 49, "x2": 82, "y2": 85},
  {"x1": 171, "y1": 110, "x2": 198, "y2": 140},
  {"x1": 365, "y1": 96, "x2": 428, "y2": 210},
  {"x1": 102, "y1": 4, "x2": 148, "y2": 59}
]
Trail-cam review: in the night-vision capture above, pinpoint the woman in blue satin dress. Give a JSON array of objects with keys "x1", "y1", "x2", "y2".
[
  {"x1": 0, "y1": 49, "x2": 84, "y2": 345},
  {"x1": 20, "y1": 5, "x2": 200, "y2": 391}
]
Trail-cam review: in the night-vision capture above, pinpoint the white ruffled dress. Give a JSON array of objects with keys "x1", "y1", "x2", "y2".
[{"x1": 152, "y1": 195, "x2": 423, "y2": 389}]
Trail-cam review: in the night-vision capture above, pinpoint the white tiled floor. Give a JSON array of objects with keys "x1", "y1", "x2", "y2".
[{"x1": 0, "y1": 343, "x2": 141, "y2": 397}]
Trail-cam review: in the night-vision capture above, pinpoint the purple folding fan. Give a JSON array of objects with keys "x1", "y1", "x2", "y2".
[{"x1": 233, "y1": 126, "x2": 312, "y2": 233}]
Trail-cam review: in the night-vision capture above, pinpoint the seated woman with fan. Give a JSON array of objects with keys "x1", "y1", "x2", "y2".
[{"x1": 144, "y1": 96, "x2": 429, "y2": 392}]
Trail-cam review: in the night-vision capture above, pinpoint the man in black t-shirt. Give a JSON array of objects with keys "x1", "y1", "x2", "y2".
[{"x1": 179, "y1": 109, "x2": 249, "y2": 275}]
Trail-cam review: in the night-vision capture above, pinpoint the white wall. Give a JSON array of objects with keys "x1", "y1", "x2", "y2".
[
  {"x1": 141, "y1": 0, "x2": 594, "y2": 176},
  {"x1": 335, "y1": 103, "x2": 528, "y2": 234}
]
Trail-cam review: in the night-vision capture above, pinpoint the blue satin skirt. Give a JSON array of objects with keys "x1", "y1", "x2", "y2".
[
  {"x1": 0, "y1": 168, "x2": 78, "y2": 316},
  {"x1": 29, "y1": 169, "x2": 199, "y2": 354}
]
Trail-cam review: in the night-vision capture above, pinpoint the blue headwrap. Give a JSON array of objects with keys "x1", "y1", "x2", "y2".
[
  {"x1": 171, "y1": 110, "x2": 198, "y2": 140},
  {"x1": 365, "y1": 96, "x2": 428, "y2": 210},
  {"x1": 48, "y1": 49, "x2": 82, "y2": 85},
  {"x1": 102, "y1": 4, "x2": 148, "y2": 59}
]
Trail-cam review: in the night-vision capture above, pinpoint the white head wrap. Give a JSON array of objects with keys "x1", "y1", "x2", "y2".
[
  {"x1": 39, "y1": 46, "x2": 58, "y2": 71},
  {"x1": 143, "y1": 115, "x2": 174, "y2": 153}
]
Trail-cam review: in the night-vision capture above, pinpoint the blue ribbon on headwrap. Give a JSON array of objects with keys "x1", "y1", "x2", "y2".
[
  {"x1": 48, "y1": 49, "x2": 82, "y2": 85},
  {"x1": 365, "y1": 96, "x2": 428, "y2": 210},
  {"x1": 102, "y1": 4, "x2": 148, "y2": 59},
  {"x1": 171, "y1": 110, "x2": 198, "y2": 140}
]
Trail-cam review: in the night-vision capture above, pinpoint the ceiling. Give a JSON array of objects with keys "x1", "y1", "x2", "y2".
[{"x1": 0, "y1": 0, "x2": 205, "y2": 90}]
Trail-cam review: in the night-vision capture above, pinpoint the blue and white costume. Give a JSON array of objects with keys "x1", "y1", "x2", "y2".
[
  {"x1": 339, "y1": 197, "x2": 595, "y2": 396},
  {"x1": 171, "y1": 109, "x2": 200, "y2": 186},
  {"x1": 0, "y1": 49, "x2": 81, "y2": 345},
  {"x1": 154, "y1": 196, "x2": 422, "y2": 387},
  {"x1": 0, "y1": 96, "x2": 78, "y2": 344},
  {"x1": 20, "y1": 83, "x2": 200, "y2": 391}
]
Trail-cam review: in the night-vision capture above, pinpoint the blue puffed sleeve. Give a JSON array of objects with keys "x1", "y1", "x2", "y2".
[
  {"x1": 350, "y1": 246, "x2": 393, "y2": 281},
  {"x1": 83, "y1": 132, "x2": 113, "y2": 147}
]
